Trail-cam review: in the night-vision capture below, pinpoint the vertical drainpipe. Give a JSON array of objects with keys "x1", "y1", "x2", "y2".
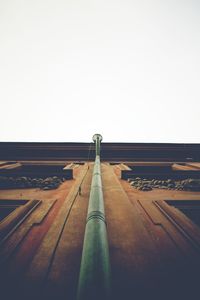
[{"x1": 77, "y1": 134, "x2": 111, "y2": 300}]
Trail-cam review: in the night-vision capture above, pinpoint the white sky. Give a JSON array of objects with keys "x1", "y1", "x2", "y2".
[{"x1": 0, "y1": 0, "x2": 200, "y2": 143}]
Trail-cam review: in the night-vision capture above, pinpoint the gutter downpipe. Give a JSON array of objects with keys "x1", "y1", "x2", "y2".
[{"x1": 77, "y1": 134, "x2": 111, "y2": 300}]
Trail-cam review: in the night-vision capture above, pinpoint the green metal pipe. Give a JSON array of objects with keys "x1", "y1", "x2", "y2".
[{"x1": 77, "y1": 134, "x2": 111, "y2": 300}]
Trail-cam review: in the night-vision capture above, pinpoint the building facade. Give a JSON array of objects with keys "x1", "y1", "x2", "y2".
[{"x1": 0, "y1": 140, "x2": 200, "y2": 300}]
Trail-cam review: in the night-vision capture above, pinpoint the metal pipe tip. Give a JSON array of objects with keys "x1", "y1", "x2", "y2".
[{"x1": 92, "y1": 134, "x2": 103, "y2": 142}]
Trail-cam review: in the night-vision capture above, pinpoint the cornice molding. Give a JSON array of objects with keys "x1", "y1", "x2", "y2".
[{"x1": 0, "y1": 142, "x2": 199, "y2": 161}]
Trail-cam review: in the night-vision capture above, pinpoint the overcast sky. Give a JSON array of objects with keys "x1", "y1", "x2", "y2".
[{"x1": 0, "y1": 0, "x2": 199, "y2": 143}]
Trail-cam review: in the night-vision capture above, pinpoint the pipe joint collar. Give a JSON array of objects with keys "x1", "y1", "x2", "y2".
[{"x1": 87, "y1": 211, "x2": 106, "y2": 223}]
